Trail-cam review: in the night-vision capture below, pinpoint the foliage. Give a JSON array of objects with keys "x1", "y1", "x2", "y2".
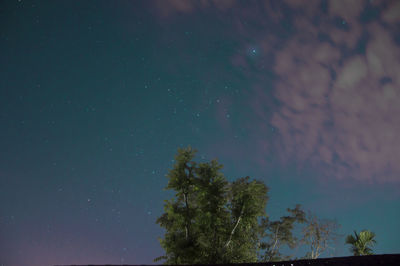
[
  {"x1": 345, "y1": 230, "x2": 377, "y2": 256},
  {"x1": 301, "y1": 211, "x2": 341, "y2": 259},
  {"x1": 257, "y1": 204, "x2": 306, "y2": 262},
  {"x1": 154, "y1": 146, "x2": 269, "y2": 264},
  {"x1": 154, "y1": 146, "x2": 343, "y2": 264}
]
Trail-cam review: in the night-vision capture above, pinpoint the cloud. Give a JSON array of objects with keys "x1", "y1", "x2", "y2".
[
  {"x1": 152, "y1": 0, "x2": 196, "y2": 17},
  {"x1": 258, "y1": 1, "x2": 400, "y2": 184},
  {"x1": 382, "y1": 0, "x2": 400, "y2": 24},
  {"x1": 152, "y1": 0, "x2": 236, "y2": 17},
  {"x1": 328, "y1": 0, "x2": 365, "y2": 22},
  {"x1": 150, "y1": 0, "x2": 400, "y2": 184}
]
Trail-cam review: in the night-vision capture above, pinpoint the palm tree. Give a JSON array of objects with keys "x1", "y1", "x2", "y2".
[{"x1": 345, "y1": 230, "x2": 377, "y2": 255}]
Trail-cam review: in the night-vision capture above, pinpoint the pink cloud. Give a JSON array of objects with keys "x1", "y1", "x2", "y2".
[
  {"x1": 328, "y1": 0, "x2": 365, "y2": 22},
  {"x1": 264, "y1": 3, "x2": 400, "y2": 184},
  {"x1": 382, "y1": 0, "x2": 400, "y2": 24},
  {"x1": 152, "y1": 0, "x2": 236, "y2": 17},
  {"x1": 150, "y1": 0, "x2": 400, "y2": 184},
  {"x1": 153, "y1": 0, "x2": 196, "y2": 17}
]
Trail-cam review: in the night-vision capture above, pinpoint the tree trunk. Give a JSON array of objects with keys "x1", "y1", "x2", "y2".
[
  {"x1": 224, "y1": 205, "x2": 245, "y2": 248},
  {"x1": 270, "y1": 224, "x2": 280, "y2": 258},
  {"x1": 183, "y1": 192, "x2": 190, "y2": 240}
]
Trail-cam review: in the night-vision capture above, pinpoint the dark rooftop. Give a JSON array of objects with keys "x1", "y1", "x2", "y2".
[{"x1": 55, "y1": 254, "x2": 400, "y2": 266}]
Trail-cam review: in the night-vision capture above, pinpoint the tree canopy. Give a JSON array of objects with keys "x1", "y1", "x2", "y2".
[
  {"x1": 301, "y1": 212, "x2": 341, "y2": 259},
  {"x1": 154, "y1": 146, "x2": 269, "y2": 264},
  {"x1": 258, "y1": 204, "x2": 306, "y2": 261},
  {"x1": 345, "y1": 230, "x2": 377, "y2": 256},
  {"x1": 154, "y1": 146, "x2": 345, "y2": 264}
]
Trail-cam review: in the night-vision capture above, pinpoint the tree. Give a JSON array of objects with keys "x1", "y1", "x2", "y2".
[
  {"x1": 153, "y1": 146, "x2": 200, "y2": 264},
  {"x1": 345, "y1": 230, "x2": 377, "y2": 255},
  {"x1": 154, "y1": 146, "x2": 269, "y2": 264},
  {"x1": 301, "y1": 212, "x2": 341, "y2": 259},
  {"x1": 257, "y1": 204, "x2": 306, "y2": 262},
  {"x1": 221, "y1": 176, "x2": 269, "y2": 263}
]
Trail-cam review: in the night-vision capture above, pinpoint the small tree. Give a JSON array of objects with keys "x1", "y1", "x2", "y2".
[
  {"x1": 154, "y1": 146, "x2": 269, "y2": 264},
  {"x1": 345, "y1": 230, "x2": 377, "y2": 255},
  {"x1": 301, "y1": 212, "x2": 341, "y2": 259},
  {"x1": 221, "y1": 176, "x2": 269, "y2": 263},
  {"x1": 257, "y1": 204, "x2": 306, "y2": 262},
  {"x1": 154, "y1": 146, "x2": 200, "y2": 264}
]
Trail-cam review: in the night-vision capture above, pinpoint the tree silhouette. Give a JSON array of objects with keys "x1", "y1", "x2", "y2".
[
  {"x1": 258, "y1": 204, "x2": 306, "y2": 262},
  {"x1": 301, "y1": 212, "x2": 341, "y2": 259}
]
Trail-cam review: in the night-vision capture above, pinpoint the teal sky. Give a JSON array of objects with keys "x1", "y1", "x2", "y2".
[{"x1": 1, "y1": 1, "x2": 399, "y2": 265}]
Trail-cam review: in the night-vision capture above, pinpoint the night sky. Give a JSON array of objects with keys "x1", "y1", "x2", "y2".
[{"x1": 1, "y1": 1, "x2": 400, "y2": 265}]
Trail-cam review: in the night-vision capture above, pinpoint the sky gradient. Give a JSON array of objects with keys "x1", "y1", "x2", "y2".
[{"x1": 1, "y1": 0, "x2": 400, "y2": 265}]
